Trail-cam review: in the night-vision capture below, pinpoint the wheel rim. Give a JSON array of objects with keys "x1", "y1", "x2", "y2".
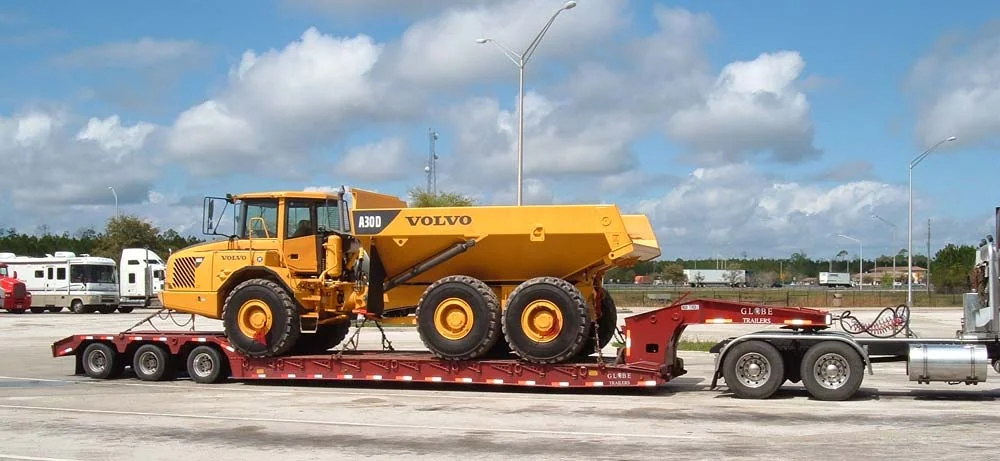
[
  {"x1": 434, "y1": 297, "x2": 474, "y2": 340},
  {"x1": 191, "y1": 352, "x2": 214, "y2": 378},
  {"x1": 137, "y1": 351, "x2": 159, "y2": 375},
  {"x1": 812, "y1": 352, "x2": 850, "y2": 389},
  {"x1": 87, "y1": 350, "x2": 107, "y2": 373},
  {"x1": 237, "y1": 299, "x2": 273, "y2": 339},
  {"x1": 734, "y1": 352, "x2": 771, "y2": 388},
  {"x1": 520, "y1": 299, "x2": 563, "y2": 343}
]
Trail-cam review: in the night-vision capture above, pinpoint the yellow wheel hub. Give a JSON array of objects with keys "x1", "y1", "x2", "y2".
[
  {"x1": 521, "y1": 300, "x2": 563, "y2": 343},
  {"x1": 237, "y1": 299, "x2": 273, "y2": 339},
  {"x1": 434, "y1": 297, "x2": 474, "y2": 340}
]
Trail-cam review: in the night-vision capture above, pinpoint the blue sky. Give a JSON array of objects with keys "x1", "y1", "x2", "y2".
[{"x1": 2, "y1": 0, "x2": 1000, "y2": 262}]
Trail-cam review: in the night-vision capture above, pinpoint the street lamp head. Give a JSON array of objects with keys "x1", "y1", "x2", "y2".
[
  {"x1": 562, "y1": 1, "x2": 577, "y2": 9},
  {"x1": 475, "y1": 38, "x2": 490, "y2": 44}
]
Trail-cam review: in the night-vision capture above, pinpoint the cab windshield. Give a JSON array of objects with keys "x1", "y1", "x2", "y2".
[{"x1": 0, "y1": 266, "x2": 7, "y2": 277}]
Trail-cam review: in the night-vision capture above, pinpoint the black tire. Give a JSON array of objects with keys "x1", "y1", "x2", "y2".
[
  {"x1": 81, "y1": 342, "x2": 124, "y2": 379},
  {"x1": 799, "y1": 341, "x2": 864, "y2": 401},
  {"x1": 722, "y1": 340, "x2": 785, "y2": 399},
  {"x1": 132, "y1": 344, "x2": 176, "y2": 381},
  {"x1": 118, "y1": 305, "x2": 134, "y2": 313},
  {"x1": 97, "y1": 306, "x2": 117, "y2": 314},
  {"x1": 502, "y1": 277, "x2": 591, "y2": 364},
  {"x1": 71, "y1": 299, "x2": 92, "y2": 314},
  {"x1": 415, "y1": 275, "x2": 501, "y2": 360},
  {"x1": 222, "y1": 278, "x2": 301, "y2": 357},
  {"x1": 578, "y1": 287, "x2": 618, "y2": 357},
  {"x1": 47, "y1": 306, "x2": 63, "y2": 313},
  {"x1": 29, "y1": 307, "x2": 45, "y2": 314},
  {"x1": 186, "y1": 345, "x2": 228, "y2": 384},
  {"x1": 291, "y1": 321, "x2": 352, "y2": 354}
]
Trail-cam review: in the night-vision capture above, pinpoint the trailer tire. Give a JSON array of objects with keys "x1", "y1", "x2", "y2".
[
  {"x1": 222, "y1": 278, "x2": 301, "y2": 358},
  {"x1": 118, "y1": 305, "x2": 134, "y2": 313},
  {"x1": 722, "y1": 340, "x2": 784, "y2": 399},
  {"x1": 578, "y1": 287, "x2": 618, "y2": 356},
  {"x1": 132, "y1": 344, "x2": 176, "y2": 381},
  {"x1": 502, "y1": 277, "x2": 591, "y2": 364},
  {"x1": 799, "y1": 341, "x2": 863, "y2": 401},
  {"x1": 97, "y1": 306, "x2": 116, "y2": 314},
  {"x1": 416, "y1": 275, "x2": 502, "y2": 360},
  {"x1": 186, "y1": 345, "x2": 228, "y2": 384},
  {"x1": 81, "y1": 342, "x2": 124, "y2": 379}
]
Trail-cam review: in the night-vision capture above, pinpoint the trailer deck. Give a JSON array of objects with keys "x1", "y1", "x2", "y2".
[{"x1": 51, "y1": 297, "x2": 836, "y2": 393}]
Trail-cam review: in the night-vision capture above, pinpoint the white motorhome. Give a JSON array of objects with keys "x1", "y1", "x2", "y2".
[
  {"x1": 0, "y1": 251, "x2": 122, "y2": 313},
  {"x1": 118, "y1": 248, "x2": 165, "y2": 308}
]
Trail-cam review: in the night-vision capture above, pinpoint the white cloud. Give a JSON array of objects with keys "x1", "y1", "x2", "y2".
[
  {"x1": 75, "y1": 115, "x2": 155, "y2": 156},
  {"x1": 636, "y1": 164, "x2": 912, "y2": 258},
  {"x1": 51, "y1": 37, "x2": 207, "y2": 69},
  {"x1": 906, "y1": 24, "x2": 1000, "y2": 149},
  {"x1": 0, "y1": 110, "x2": 157, "y2": 207},
  {"x1": 666, "y1": 50, "x2": 820, "y2": 165},
  {"x1": 339, "y1": 137, "x2": 417, "y2": 182}
]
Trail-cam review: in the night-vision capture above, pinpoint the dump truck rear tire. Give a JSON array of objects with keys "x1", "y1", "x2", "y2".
[
  {"x1": 222, "y1": 278, "x2": 301, "y2": 358},
  {"x1": 578, "y1": 287, "x2": 618, "y2": 356},
  {"x1": 291, "y1": 321, "x2": 352, "y2": 354},
  {"x1": 502, "y1": 277, "x2": 591, "y2": 364},
  {"x1": 416, "y1": 275, "x2": 502, "y2": 360}
]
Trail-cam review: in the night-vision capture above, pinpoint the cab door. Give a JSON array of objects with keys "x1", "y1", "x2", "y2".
[{"x1": 281, "y1": 199, "x2": 320, "y2": 274}]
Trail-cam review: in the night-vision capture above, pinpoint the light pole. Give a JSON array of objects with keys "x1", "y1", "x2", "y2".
[
  {"x1": 476, "y1": 0, "x2": 577, "y2": 206},
  {"x1": 108, "y1": 186, "x2": 118, "y2": 218},
  {"x1": 908, "y1": 135, "x2": 956, "y2": 306},
  {"x1": 872, "y1": 213, "x2": 897, "y2": 289},
  {"x1": 839, "y1": 234, "x2": 863, "y2": 291}
]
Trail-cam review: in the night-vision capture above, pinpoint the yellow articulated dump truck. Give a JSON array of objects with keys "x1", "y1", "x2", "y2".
[{"x1": 160, "y1": 186, "x2": 660, "y2": 364}]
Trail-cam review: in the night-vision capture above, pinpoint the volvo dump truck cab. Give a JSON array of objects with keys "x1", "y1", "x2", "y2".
[{"x1": 160, "y1": 186, "x2": 660, "y2": 365}]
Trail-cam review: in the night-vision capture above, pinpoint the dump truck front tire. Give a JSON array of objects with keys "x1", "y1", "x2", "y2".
[
  {"x1": 222, "y1": 278, "x2": 301, "y2": 358},
  {"x1": 503, "y1": 277, "x2": 591, "y2": 364},
  {"x1": 416, "y1": 275, "x2": 502, "y2": 360}
]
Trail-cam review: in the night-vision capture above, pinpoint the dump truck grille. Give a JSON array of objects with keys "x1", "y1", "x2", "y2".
[
  {"x1": 13, "y1": 283, "x2": 25, "y2": 299},
  {"x1": 170, "y1": 257, "x2": 198, "y2": 288}
]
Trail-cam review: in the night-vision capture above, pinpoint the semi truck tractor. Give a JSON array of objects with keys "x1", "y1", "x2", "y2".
[
  {"x1": 0, "y1": 263, "x2": 31, "y2": 313},
  {"x1": 158, "y1": 187, "x2": 660, "y2": 364}
]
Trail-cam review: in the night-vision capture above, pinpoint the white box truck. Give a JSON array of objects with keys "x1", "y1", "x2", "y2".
[{"x1": 819, "y1": 271, "x2": 852, "y2": 287}]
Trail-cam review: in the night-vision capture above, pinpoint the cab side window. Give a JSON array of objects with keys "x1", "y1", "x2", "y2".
[
  {"x1": 286, "y1": 200, "x2": 315, "y2": 239},
  {"x1": 242, "y1": 200, "x2": 279, "y2": 238}
]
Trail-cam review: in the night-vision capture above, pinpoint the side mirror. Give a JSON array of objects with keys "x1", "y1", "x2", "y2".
[
  {"x1": 12, "y1": 271, "x2": 16, "y2": 279},
  {"x1": 202, "y1": 196, "x2": 230, "y2": 235}
]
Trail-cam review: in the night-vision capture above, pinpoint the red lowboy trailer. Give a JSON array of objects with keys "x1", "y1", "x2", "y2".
[{"x1": 51, "y1": 297, "x2": 868, "y2": 399}]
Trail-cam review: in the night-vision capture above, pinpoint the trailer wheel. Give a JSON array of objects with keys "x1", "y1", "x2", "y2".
[
  {"x1": 132, "y1": 344, "x2": 176, "y2": 381},
  {"x1": 186, "y1": 345, "x2": 228, "y2": 384},
  {"x1": 799, "y1": 341, "x2": 863, "y2": 401},
  {"x1": 81, "y1": 342, "x2": 124, "y2": 379},
  {"x1": 97, "y1": 306, "x2": 116, "y2": 314},
  {"x1": 722, "y1": 340, "x2": 784, "y2": 399},
  {"x1": 222, "y1": 278, "x2": 301, "y2": 358},
  {"x1": 502, "y1": 277, "x2": 591, "y2": 364},
  {"x1": 118, "y1": 305, "x2": 134, "y2": 314},
  {"x1": 578, "y1": 287, "x2": 618, "y2": 356},
  {"x1": 416, "y1": 275, "x2": 502, "y2": 360}
]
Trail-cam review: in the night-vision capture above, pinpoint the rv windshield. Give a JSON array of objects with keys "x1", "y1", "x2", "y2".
[
  {"x1": 70, "y1": 264, "x2": 117, "y2": 284},
  {"x1": 0, "y1": 266, "x2": 7, "y2": 277}
]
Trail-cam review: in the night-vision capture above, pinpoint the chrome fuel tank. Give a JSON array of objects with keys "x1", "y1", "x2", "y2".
[{"x1": 907, "y1": 344, "x2": 988, "y2": 384}]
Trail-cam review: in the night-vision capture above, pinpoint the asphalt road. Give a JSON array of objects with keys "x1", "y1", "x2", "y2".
[{"x1": 1, "y1": 307, "x2": 998, "y2": 461}]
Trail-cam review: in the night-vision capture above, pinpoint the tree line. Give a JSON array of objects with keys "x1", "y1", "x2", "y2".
[{"x1": 1, "y1": 215, "x2": 203, "y2": 261}]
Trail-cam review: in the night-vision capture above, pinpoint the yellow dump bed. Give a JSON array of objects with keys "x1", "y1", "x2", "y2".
[{"x1": 349, "y1": 204, "x2": 660, "y2": 284}]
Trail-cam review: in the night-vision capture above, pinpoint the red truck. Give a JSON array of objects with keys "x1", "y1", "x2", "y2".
[{"x1": 0, "y1": 263, "x2": 31, "y2": 313}]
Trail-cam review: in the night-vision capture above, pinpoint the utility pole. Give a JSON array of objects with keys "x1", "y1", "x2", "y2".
[{"x1": 425, "y1": 128, "x2": 439, "y2": 195}]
